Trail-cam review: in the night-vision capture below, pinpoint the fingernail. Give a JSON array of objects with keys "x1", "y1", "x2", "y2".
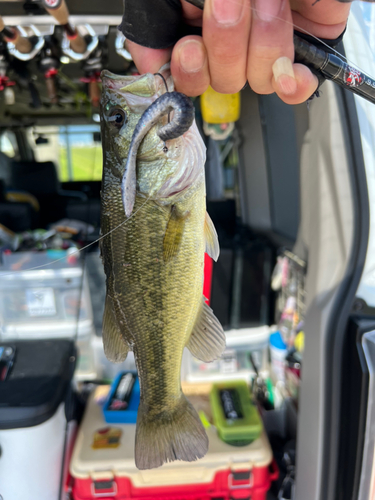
[
  {"x1": 212, "y1": 0, "x2": 244, "y2": 25},
  {"x1": 272, "y1": 57, "x2": 297, "y2": 95},
  {"x1": 255, "y1": 0, "x2": 281, "y2": 22},
  {"x1": 179, "y1": 40, "x2": 206, "y2": 73}
]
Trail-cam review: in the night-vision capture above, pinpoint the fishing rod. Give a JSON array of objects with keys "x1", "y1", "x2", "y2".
[
  {"x1": 40, "y1": 0, "x2": 87, "y2": 55},
  {"x1": 185, "y1": 0, "x2": 375, "y2": 106}
]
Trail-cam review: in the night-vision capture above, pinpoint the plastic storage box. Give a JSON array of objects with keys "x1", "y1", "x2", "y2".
[
  {"x1": 0, "y1": 339, "x2": 76, "y2": 500},
  {"x1": 0, "y1": 251, "x2": 98, "y2": 380},
  {"x1": 0, "y1": 251, "x2": 93, "y2": 340},
  {"x1": 69, "y1": 392, "x2": 277, "y2": 500},
  {"x1": 103, "y1": 372, "x2": 140, "y2": 424},
  {"x1": 210, "y1": 380, "x2": 263, "y2": 445},
  {"x1": 183, "y1": 325, "x2": 272, "y2": 384}
]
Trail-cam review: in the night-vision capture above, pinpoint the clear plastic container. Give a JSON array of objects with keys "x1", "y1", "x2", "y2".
[
  {"x1": 0, "y1": 251, "x2": 93, "y2": 341},
  {"x1": 183, "y1": 325, "x2": 273, "y2": 384}
]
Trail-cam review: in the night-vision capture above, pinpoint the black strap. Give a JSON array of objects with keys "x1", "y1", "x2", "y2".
[{"x1": 119, "y1": 0, "x2": 202, "y2": 49}]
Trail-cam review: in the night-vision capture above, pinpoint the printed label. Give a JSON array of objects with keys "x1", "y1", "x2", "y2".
[
  {"x1": 26, "y1": 288, "x2": 56, "y2": 317},
  {"x1": 345, "y1": 67, "x2": 364, "y2": 87},
  {"x1": 219, "y1": 349, "x2": 237, "y2": 374},
  {"x1": 92, "y1": 427, "x2": 122, "y2": 449},
  {"x1": 220, "y1": 389, "x2": 243, "y2": 420}
]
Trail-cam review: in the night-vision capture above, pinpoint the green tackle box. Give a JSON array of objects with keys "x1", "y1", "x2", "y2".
[{"x1": 210, "y1": 380, "x2": 263, "y2": 446}]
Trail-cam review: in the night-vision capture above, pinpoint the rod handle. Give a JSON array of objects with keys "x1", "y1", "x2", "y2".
[
  {"x1": 45, "y1": 0, "x2": 70, "y2": 25},
  {"x1": 6, "y1": 28, "x2": 33, "y2": 54},
  {"x1": 68, "y1": 32, "x2": 87, "y2": 54}
]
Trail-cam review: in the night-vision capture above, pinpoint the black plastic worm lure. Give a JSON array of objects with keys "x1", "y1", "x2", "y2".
[{"x1": 121, "y1": 91, "x2": 195, "y2": 217}]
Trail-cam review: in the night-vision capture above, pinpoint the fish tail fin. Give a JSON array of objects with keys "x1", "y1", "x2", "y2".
[{"x1": 135, "y1": 394, "x2": 208, "y2": 470}]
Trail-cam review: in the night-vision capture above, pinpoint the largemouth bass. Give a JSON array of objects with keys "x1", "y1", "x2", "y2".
[{"x1": 100, "y1": 67, "x2": 225, "y2": 470}]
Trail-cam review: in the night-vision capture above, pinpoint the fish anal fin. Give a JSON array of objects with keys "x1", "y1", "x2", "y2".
[
  {"x1": 135, "y1": 395, "x2": 208, "y2": 470},
  {"x1": 102, "y1": 295, "x2": 130, "y2": 363},
  {"x1": 204, "y1": 212, "x2": 220, "y2": 262},
  {"x1": 163, "y1": 206, "x2": 189, "y2": 262},
  {"x1": 186, "y1": 297, "x2": 226, "y2": 362}
]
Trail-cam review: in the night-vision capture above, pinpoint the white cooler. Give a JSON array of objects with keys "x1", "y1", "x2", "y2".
[{"x1": 0, "y1": 339, "x2": 76, "y2": 500}]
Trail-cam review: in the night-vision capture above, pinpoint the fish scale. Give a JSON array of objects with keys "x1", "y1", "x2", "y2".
[{"x1": 100, "y1": 69, "x2": 226, "y2": 470}]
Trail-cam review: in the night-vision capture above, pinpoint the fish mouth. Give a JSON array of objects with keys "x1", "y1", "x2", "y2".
[{"x1": 101, "y1": 70, "x2": 141, "y2": 91}]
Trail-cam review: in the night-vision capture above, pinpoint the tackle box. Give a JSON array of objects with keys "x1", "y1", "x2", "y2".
[{"x1": 69, "y1": 392, "x2": 278, "y2": 500}]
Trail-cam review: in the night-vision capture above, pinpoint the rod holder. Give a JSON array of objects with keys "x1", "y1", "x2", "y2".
[
  {"x1": 6, "y1": 25, "x2": 44, "y2": 61},
  {"x1": 61, "y1": 24, "x2": 98, "y2": 62},
  {"x1": 115, "y1": 32, "x2": 132, "y2": 62}
]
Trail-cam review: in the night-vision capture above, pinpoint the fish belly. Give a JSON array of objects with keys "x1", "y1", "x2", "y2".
[{"x1": 101, "y1": 176, "x2": 208, "y2": 469}]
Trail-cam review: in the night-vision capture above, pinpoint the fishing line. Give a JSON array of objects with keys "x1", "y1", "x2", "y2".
[
  {"x1": 266, "y1": 4, "x2": 373, "y2": 76},
  {"x1": 0, "y1": 192, "x2": 155, "y2": 277},
  {"x1": 2, "y1": 3, "x2": 372, "y2": 275},
  {"x1": 188, "y1": 0, "x2": 374, "y2": 78}
]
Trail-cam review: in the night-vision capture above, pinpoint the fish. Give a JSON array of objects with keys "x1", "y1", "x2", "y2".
[{"x1": 100, "y1": 66, "x2": 226, "y2": 470}]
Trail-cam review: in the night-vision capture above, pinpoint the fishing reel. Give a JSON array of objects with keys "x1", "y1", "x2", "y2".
[
  {"x1": 81, "y1": 29, "x2": 108, "y2": 108},
  {"x1": 37, "y1": 30, "x2": 61, "y2": 104},
  {"x1": 0, "y1": 38, "x2": 15, "y2": 103}
]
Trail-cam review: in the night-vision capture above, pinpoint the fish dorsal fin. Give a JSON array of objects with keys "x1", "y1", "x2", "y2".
[
  {"x1": 186, "y1": 297, "x2": 226, "y2": 362},
  {"x1": 204, "y1": 212, "x2": 220, "y2": 262},
  {"x1": 120, "y1": 74, "x2": 156, "y2": 97},
  {"x1": 163, "y1": 206, "x2": 188, "y2": 262},
  {"x1": 102, "y1": 295, "x2": 130, "y2": 363}
]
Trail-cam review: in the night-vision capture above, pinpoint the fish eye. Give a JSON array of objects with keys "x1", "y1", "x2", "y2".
[{"x1": 107, "y1": 107, "x2": 127, "y2": 129}]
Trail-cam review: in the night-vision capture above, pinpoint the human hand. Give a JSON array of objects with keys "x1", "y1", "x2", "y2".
[{"x1": 124, "y1": 0, "x2": 351, "y2": 104}]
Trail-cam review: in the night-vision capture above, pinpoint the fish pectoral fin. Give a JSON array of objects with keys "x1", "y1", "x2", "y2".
[
  {"x1": 204, "y1": 212, "x2": 220, "y2": 262},
  {"x1": 163, "y1": 205, "x2": 188, "y2": 262},
  {"x1": 186, "y1": 297, "x2": 226, "y2": 362},
  {"x1": 102, "y1": 295, "x2": 130, "y2": 363}
]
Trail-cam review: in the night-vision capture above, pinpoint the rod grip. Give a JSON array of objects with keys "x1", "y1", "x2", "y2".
[
  {"x1": 46, "y1": 0, "x2": 69, "y2": 25},
  {"x1": 9, "y1": 29, "x2": 32, "y2": 54},
  {"x1": 89, "y1": 80, "x2": 100, "y2": 108},
  {"x1": 46, "y1": 77, "x2": 58, "y2": 104},
  {"x1": 69, "y1": 33, "x2": 87, "y2": 54}
]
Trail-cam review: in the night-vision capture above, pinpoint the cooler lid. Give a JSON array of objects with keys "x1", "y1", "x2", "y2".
[
  {"x1": 0, "y1": 339, "x2": 76, "y2": 429},
  {"x1": 70, "y1": 393, "x2": 273, "y2": 486}
]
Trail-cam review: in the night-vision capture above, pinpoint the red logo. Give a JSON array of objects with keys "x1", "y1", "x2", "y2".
[
  {"x1": 43, "y1": 0, "x2": 61, "y2": 8},
  {"x1": 346, "y1": 67, "x2": 363, "y2": 87}
]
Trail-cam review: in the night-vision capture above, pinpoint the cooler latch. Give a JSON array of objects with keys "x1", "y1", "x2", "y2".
[
  {"x1": 91, "y1": 479, "x2": 118, "y2": 497},
  {"x1": 228, "y1": 470, "x2": 253, "y2": 490}
]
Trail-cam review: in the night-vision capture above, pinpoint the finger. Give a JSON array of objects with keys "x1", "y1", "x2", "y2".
[
  {"x1": 272, "y1": 62, "x2": 319, "y2": 105},
  {"x1": 171, "y1": 36, "x2": 210, "y2": 96},
  {"x1": 202, "y1": 0, "x2": 251, "y2": 94},
  {"x1": 248, "y1": 0, "x2": 294, "y2": 95},
  {"x1": 126, "y1": 39, "x2": 172, "y2": 74},
  {"x1": 181, "y1": 0, "x2": 203, "y2": 26}
]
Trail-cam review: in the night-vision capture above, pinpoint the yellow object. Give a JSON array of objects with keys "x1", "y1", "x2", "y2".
[
  {"x1": 200, "y1": 86, "x2": 240, "y2": 124},
  {"x1": 6, "y1": 191, "x2": 40, "y2": 212},
  {"x1": 92, "y1": 427, "x2": 122, "y2": 449},
  {"x1": 295, "y1": 331, "x2": 305, "y2": 352},
  {"x1": 199, "y1": 410, "x2": 211, "y2": 429}
]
